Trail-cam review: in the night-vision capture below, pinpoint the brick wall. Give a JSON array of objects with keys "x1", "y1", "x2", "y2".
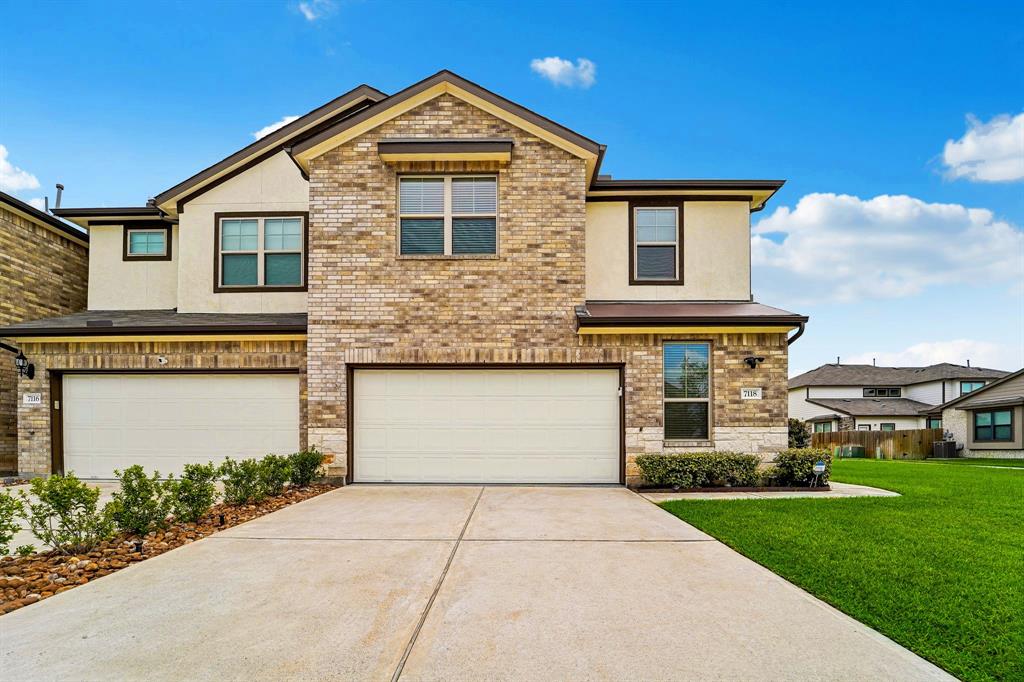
[
  {"x1": 1, "y1": 205, "x2": 88, "y2": 472},
  {"x1": 16, "y1": 340, "x2": 306, "y2": 476},
  {"x1": 306, "y1": 94, "x2": 789, "y2": 485}
]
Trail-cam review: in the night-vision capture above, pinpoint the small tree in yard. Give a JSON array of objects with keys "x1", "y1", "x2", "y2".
[
  {"x1": 789, "y1": 418, "x2": 811, "y2": 448},
  {"x1": 109, "y1": 465, "x2": 175, "y2": 536},
  {"x1": 0, "y1": 491, "x2": 24, "y2": 556},
  {"x1": 19, "y1": 474, "x2": 115, "y2": 555},
  {"x1": 168, "y1": 462, "x2": 220, "y2": 523}
]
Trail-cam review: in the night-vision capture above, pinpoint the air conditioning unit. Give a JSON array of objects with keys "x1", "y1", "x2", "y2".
[{"x1": 932, "y1": 440, "x2": 958, "y2": 459}]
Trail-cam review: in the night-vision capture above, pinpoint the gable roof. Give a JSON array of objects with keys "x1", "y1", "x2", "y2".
[
  {"x1": 789, "y1": 362, "x2": 1009, "y2": 389},
  {"x1": 926, "y1": 367, "x2": 1024, "y2": 413},
  {"x1": 805, "y1": 397, "x2": 935, "y2": 417},
  {"x1": 153, "y1": 84, "x2": 386, "y2": 215},
  {"x1": 290, "y1": 70, "x2": 603, "y2": 180},
  {"x1": 0, "y1": 191, "x2": 88, "y2": 245}
]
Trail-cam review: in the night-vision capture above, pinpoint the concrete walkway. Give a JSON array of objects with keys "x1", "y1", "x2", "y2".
[
  {"x1": 1, "y1": 485, "x2": 951, "y2": 681},
  {"x1": 643, "y1": 480, "x2": 901, "y2": 502}
]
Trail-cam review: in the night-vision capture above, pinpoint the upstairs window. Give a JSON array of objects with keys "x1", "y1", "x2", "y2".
[
  {"x1": 632, "y1": 206, "x2": 680, "y2": 283},
  {"x1": 974, "y1": 409, "x2": 1013, "y2": 442},
  {"x1": 960, "y1": 381, "x2": 985, "y2": 395},
  {"x1": 215, "y1": 214, "x2": 306, "y2": 291},
  {"x1": 123, "y1": 225, "x2": 171, "y2": 261},
  {"x1": 663, "y1": 342, "x2": 710, "y2": 440},
  {"x1": 399, "y1": 176, "x2": 497, "y2": 256},
  {"x1": 864, "y1": 387, "x2": 901, "y2": 397}
]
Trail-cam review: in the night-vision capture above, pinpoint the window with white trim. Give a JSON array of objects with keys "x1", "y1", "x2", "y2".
[
  {"x1": 217, "y1": 215, "x2": 304, "y2": 288},
  {"x1": 634, "y1": 207, "x2": 679, "y2": 281},
  {"x1": 126, "y1": 228, "x2": 167, "y2": 257},
  {"x1": 663, "y1": 342, "x2": 710, "y2": 440},
  {"x1": 813, "y1": 421, "x2": 832, "y2": 433},
  {"x1": 399, "y1": 176, "x2": 497, "y2": 255}
]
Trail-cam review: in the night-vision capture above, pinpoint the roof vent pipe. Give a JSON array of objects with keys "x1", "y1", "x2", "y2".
[
  {"x1": 873, "y1": 358, "x2": 876, "y2": 366},
  {"x1": 55, "y1": 183, "x2": 64, "y2": 209},
  {"x1": 44, "y1": 196, "x2": 49, "y2": 213},
  {"x1": 967, "y1": 359, "x2": 971, "y2": 367}
]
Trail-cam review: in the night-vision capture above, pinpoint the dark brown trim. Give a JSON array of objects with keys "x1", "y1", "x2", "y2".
[
  {"x1": 89, "y1": 218, "x2": 173, "y2": 226},
  {"x1": 154, "y1": 84, "x2": 387, "y2": 207},
  {"x1": 577, "y1": 314, "x2": 809, "y2": 328},
  {"x1": 1, "y1": 191, "x2": 90, "y2": 243},
  {"x1": 50, "y1": 372, "x2": 64, "y2": 475},
  {"x1": 661, "y1": 339, "x2": 714, "y2": 443},
  {"x1": 52, "y1": 206, "x2": 160, "y2": 218},
  {"x1": 292, "y1": 70, "x2": 602, "y2": 158},
  {"x1": 213, "y1": 212, "x2": 309, "y2": 293},
  {"x1": 587, "y1": 194, "x2": 754, "y2": 203},
  {"x1": 378, "y1": 138, "x2": 513, "y2": 155},
  {"x1": 122, "y1": 223, "x2": 173, "y2": 262},
  {"x1": 55, "y1": 368, "x2": 301, "y2": 375},
  {"x1": 628, "y1": 198, "x2": 684, "y2": 286},
  {"x1": 2, "y1": 323, "x2": 306, "y2": 337},
  {"x1": 591, "y1": 179, "x2": 785, "y2": 191},
  {"x1": 345, "y1": 363, "x2": 627, "y2": 486},
  {"x1": 972, "y1": 407, "x2": 1015, "y2": 443}
]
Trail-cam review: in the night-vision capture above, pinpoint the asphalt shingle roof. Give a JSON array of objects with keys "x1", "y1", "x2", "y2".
[
  {"x1": 0, "y1": 310, "x2": 307, "y2": 336},
  {"x1": 789, "y1": 362, "x2": 1009, "y2": 389},
  {"x1": 805, "y1": 397, "x2": 935, "y2": 417}
]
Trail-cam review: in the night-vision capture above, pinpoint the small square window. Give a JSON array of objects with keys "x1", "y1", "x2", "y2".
[{"x1": 124, "y1": 226, "x2": 170, "y2": 260}]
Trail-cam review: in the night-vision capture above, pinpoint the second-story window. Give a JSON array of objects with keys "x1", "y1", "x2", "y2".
[
  {"x1": 960, "y1": 381, "x2": 985, "y2": 395},
  {"x1": 123, "y1": 224, "x2": 172, "y2": 261},
  {"x1": 399, "y1": 176, "x2": 497, "y2": 256},
  {"x1": 215, "y1": 213, "x2": 306, "y2": 291},
  {"x1": 632, "y1": 205, "x2": 681, "y2": 283},
  {"x1": 864, "y1": 387, "x2": 901, "y2": 397}
]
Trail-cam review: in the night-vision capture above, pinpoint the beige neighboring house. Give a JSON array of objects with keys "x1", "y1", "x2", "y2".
[
  {"x1": 925, "y1": 368, "x2": 1024, "y2": 459},
  {"x1": 789, "y1": 362, "x2": 1009, "y2": 433},
  {"x1": 0, "y1": 70, "x2": 808, "y2": 486},
  {"x1": 0, "y1": 192, "x2": 89, "y2": 474}
]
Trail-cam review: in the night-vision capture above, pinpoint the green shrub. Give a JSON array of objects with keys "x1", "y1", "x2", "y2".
[
  {"x1": 220, "y1": 458, "x2": 265, "y2": 505},
  {"x1": 169, "y1": 462, "x2": 220, "y2": 523},
  {"x1": 0, "y1": 491, "x2": 23, "y2": 556},
  {"x1": 259, "y1": 454, "x2": 292, "y2": 496},
  {"x1": 109, "y1": 465, "x2": 175, "y2": 535},
  {"x1": 288, "y1": 447, "x2": 326, "y2": 487},
  {"x1": 788, "y1": 418, "x2": 810, "y2": 448},
  {"x1": 635, "y1": 452, "x2": 760, "y2": 489},
  {"x1": 18, "y1": 474, "x2": 115, "y2": 554},
  {"x1": 15, "y1": 544, "x2": 35, "y2": 557},
  {"x1": 772, "y1": 448, "x2": 832, "y2": 486}
]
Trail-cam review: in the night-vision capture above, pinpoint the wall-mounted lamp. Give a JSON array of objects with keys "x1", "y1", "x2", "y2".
[
  {"x1": 14, "y1": 351, "x2": 35, "y2": 379},
  {"x1": 743, "y1": 356, "x2": 765, "y2": 370}
]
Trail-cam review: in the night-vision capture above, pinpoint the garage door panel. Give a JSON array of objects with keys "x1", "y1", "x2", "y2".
[
  {"x1": 62, "y1": 374, "x2": 300, "y2": 479},
  {"x1": 353, "y1": 369, "x2": 620, "y2": 483}
]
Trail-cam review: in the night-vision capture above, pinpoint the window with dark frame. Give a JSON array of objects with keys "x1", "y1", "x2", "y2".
[
  {"x1": 217, "y1": 215, "x2": 305, "y2": 289},
  {"x1": 880, "y1": 423, "x2": 896, "y2": 431},
  {"x1": 863, "y1": 387, "x2": 901, "y2": 397},
  {"x1": 398, "y1": 176, "x2": 497, "y2": 256},
  {"x1": 960, "y1": 381, "x2": 985, "y2": 395},
  {"x1": 927, "y1": 417, "x2": 942, "y2": 429},
  {"x1": 858, "y1": 425, "x2": 871, "y2": 431},
  {"x1": 126, "y1": 228, "x2": 167, "y2": 257},
  {"x1": 663, "y1": 342, "x2": 710, "y2": 440},
  {"x1": 634, "y1": 207, "x2": 679, "y2": 281},
  {"x1": 973, "y1": 409, "x2": 1013, "y2": 442}
]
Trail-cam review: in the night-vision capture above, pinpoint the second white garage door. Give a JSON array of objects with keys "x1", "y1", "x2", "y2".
[
  {"x1": 352, "y1": 368, "x2": 621, "y2": 483},
  {"x1": 62, "y1": 373, "x2": 300, "y2": 479}
]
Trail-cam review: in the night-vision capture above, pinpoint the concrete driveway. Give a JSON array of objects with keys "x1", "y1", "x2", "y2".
[{"x1": 1, "y1": 485, "x2": 951, "y2": 681}]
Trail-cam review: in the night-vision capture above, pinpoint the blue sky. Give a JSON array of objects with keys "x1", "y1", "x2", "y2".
[{"x1": 2, "y1": 0, "x2": 1021, "y2": 375}]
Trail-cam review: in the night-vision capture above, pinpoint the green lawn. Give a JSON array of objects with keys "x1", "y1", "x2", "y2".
[
  {"x1": 660, "y1": 460, "x2": 1023, "y2": 681},
  {"x1": 924, "y1": 458, "x2": 1024, "y2": 468}
]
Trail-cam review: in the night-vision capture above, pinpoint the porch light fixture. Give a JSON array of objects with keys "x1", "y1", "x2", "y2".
[
  {"x1": 743, "y1": 356, "x2": 765, "y2": 370},
  {"x1": 14, "y1": 351, "x2": 34, "y2": 380}
]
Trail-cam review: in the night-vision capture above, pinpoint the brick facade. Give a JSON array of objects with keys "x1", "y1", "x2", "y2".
[
  {"x1": 305, "y1": 94, "x2": 788, "y2": 485},
  {"x1": 1, "y1": 205, "x2": 88, "y2": 473},
  {"x1": 15, "y1": 340, "x2": 307, "y2": 476}
]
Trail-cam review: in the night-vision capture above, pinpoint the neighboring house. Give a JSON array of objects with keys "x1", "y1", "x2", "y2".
[
  {"x1": 0, "y1": 70, "x2": 807, "y2": 486},
  {"x1": 0, "y1": 192, "x2": 89, "y2": 474},
  {"x1": 789, "y1": 362, "x2": 1010, "y2": 433},
  {"x1": 925, "y1": 368, "x2": 1024, "y2": 459}
]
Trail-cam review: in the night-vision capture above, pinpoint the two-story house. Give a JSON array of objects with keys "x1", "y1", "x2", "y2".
[
  {"x1": 1, "y1": 71, "x2": 806, "y2": 486},
  {"x1": 0, "y1": 192, "x2": 89, "y2": 474},
  {"x1": 789, "y1": 362, "x2": 1010, "y2": 432}
]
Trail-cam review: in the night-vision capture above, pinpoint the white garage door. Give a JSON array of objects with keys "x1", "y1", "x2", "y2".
[
  {"x1": 62, "y1": 373, "x2": 300, "y2": 479},
  {"x1": 353, "y1": 368, "x2": 621, "y2": 483}
]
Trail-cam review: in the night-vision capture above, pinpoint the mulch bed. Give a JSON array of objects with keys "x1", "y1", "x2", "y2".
[
  {"x1": 640, "y1": 485, "x2": 833, "y2": 493},
  {"x1": 0, "y1": 482, "x2": 339, "y2": 616}
]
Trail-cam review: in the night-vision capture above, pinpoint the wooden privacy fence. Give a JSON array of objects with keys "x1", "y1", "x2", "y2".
[{"x1": 811, "y1": 428, "x2": 943, "y2": 460}]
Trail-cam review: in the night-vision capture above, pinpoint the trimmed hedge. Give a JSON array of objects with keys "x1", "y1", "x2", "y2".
[
  {"x1": 772, "y1": 448, "x2": 832, "y2": 486},
  {"x1": 635, "y1": 452, "x2": 760, "y2": 489}
]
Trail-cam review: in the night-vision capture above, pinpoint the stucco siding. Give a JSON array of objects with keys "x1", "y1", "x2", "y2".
[{"x1": 87, "y1": 225, "x2": 178, "y2": 310}]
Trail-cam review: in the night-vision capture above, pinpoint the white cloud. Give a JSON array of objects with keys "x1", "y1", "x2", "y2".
[
  {"x1": 846, "y1": 340, "x2": 1021, "y2": 371},
  {"x1": 530, "y1": 57, "x2": 596, "y2": 89},
  {"x1": 297, "y1": 0, "x2": 335, "y2": 21},
  {"x1": 0, "y1": 144, "x2": 41, "y2": 192},
  {"x1": 942, "y1": 112, "x2": 1024, "y2": 182},
  {"x1": 252, "y1": 115, "x2": 299, "y2": 140},
  {"x1": 27, "y1": 197, "x2": 46, "y2": 210},
  {"x1": 752, "y1": 192, "x2": 1024, "y2": 304}
]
